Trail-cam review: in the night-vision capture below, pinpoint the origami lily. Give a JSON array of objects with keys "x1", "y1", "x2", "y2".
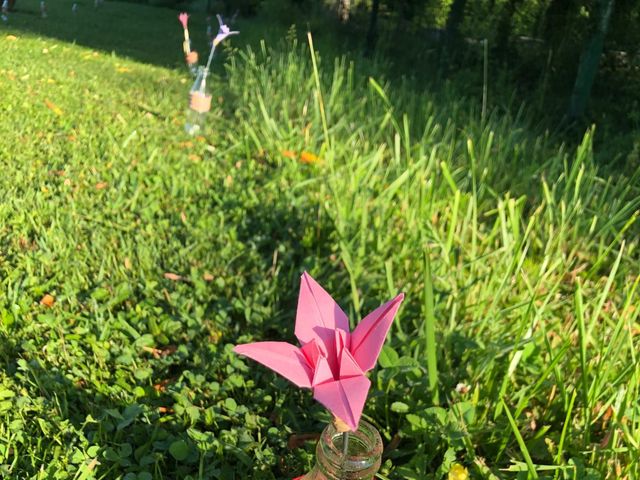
[
  {"x1": 178, "y1": 12, "x2": 191, "y2": 55},
  {"x1": 212, "y1": 14, "x2": 238, "y2": 47},
  {"x1": 234, "y1": 272, "x2": 404, "y2": 431},
  {"x1": 178, "y1": 12, "x2": 189, "y2": 30}
]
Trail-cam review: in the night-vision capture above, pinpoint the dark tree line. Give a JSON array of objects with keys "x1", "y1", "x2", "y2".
[
  {"x1": 355, "y1": 0, "x2": 627, "y2": 120},
  {"x1": 216, "y1": 0, "x2": 638, "y2": 121}
]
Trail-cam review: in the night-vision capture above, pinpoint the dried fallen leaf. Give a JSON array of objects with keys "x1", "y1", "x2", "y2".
[
  {"x1": 163, "y1": 272, "x2": 182, "y2": 281},
  {"x1": 180, "y1": 211, "x2": 187, "y2": 223},
  {"x1": 178, "y1": 141, "x2": 193, "y2": 149},
  {"x1": 281, "y1": 150, "x2": 297, "y2": 159},
  {"x1": 95, "y1": 182, "x2": 108, "y2": 190},
  {"x1": 5, "y1": 35, "x2": 18, "y2": 41},
  {"x1": 455, "y1": 382, "x2": 470, "y2": 394},
  {"x1": 203, "y1": 272, "x2": 214, "y2": 282},
  {"x1": 143, "y1": 346, "x2": 163, "y2": 358},
  {"x1": 188, "y1": 154, "x2": 201, "y2": 162},
  {"x1": 44, "y1": 99, "x2": 63, "y2": 116},
  {"x1": 116, "y1": 66, "x2": 131, "y2": 73},
  {"x1": 209, "y1": 330, "x2": 222, "y2": 343},
  {"x1": 40, "y1": 294, "x2": 55, "y2": 307},
  {"x1": 124, "y1": 257, "x2": 132, "y2": 269}
]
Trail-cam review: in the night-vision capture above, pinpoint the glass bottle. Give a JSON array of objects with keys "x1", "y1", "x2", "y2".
[
  {"x1": 298, "y1": 421, "x2": 383, "y2": 480},
  {"x1": 185, "y1": 66, "x2": 212, "y2": 136},
  {"x1": 185, "y1": 50, "x2": 199, "y2": 77}
]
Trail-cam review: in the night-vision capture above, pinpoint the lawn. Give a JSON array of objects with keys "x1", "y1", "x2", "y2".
[{"x1": 1, "y1": 1, "x2": 639, "y2": 479}]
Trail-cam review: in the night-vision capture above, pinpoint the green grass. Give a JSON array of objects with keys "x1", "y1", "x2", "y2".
[{"x1": 1, "y1": 1, "x2": 640, "y2": 479}]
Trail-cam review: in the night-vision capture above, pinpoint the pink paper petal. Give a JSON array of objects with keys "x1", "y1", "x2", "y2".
[
  {"x1": 313, "y1": 376, "x2": 371, "y2": 431},
  {"x1": 295, "y1": 272, "x2": 350, "y2": 368},
  {"x1": 178, "y1": 12, "x2": 189, "y2": 29},
  {"x1": 312, "y1": 356, "x2": 334, "y2": 387},
  {"x1": 339, "y1": 347, "x2": 363, "y2": 378},
  {"x1": 234, "y1": 342, "x2": 313, "y2": 388},
  {"x1": 350, "y1": 293, "x2": 404, "y2": 372},
  {"x1": 301, "y1": 339, "x2": 321, "y2": 369},
  {"x1": 335, "y1": 328, "x2": 349, "y2": 360}
]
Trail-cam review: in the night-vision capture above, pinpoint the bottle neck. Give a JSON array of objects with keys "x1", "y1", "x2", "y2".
[{"x1": 309, "y1": 420, "x2": 382, "y2": 480}]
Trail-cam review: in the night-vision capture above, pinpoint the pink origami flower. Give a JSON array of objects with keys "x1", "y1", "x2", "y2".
[
  {"x1": 178, "y1": 12, "x2": 189, "y2": 30},
  {"x1": 212, "y1": 14, "x2": 238, "y2": 46},
  {"x1": 234, "y1": 272, "x2": 404, "y2": 431}
]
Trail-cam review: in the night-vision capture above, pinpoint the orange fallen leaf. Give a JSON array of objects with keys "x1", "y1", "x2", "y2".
[
  {"x1": 300, "y1": 151, "x2": 321, "y2": 164},
  {"x1": 203, "y1": 272, "x2": 214, "y2": 281},
  {"x1": 95, "y1": 182, "x2": 108, "y2": 190},
  {"x1": 40, "y1": 294, "x2": 55, "y2": 307},
  {"x1": 158, "y1": 406, "x2": 174, "y2": 414},
  {"x1": 188, "y1": 154, "x2": 201, "y2": 162},
  {"x1": 163, "y1": 272, "x2": 183, "y2": 281},
  {"x1": 44, "y1": 99, "x2": 63, "y2": 116},
  {"x1": 178, "y1": 141, "x2": 193, "y2": 149},
  {"x1": 281, "y1": 150, "x2": 297, "y2": 159}
]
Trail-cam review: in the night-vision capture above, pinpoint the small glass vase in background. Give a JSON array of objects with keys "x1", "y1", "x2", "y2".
[
  {"x1": 298, "y1": 421, "x2": 383, "y2": 480},
  {"x1": 185, "y1": 66, "x2": 212, "y2": 136}
]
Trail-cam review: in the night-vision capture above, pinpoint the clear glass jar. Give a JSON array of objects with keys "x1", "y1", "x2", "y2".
[
  {"x1": 185, "y1": 66, "x2": 212, "y2": 136},
  {"x1": 300, "y1": 421, "x2": 383, "y2": 480}
]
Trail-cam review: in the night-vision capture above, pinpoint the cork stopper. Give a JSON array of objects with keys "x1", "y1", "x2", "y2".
[
  {"x1": 185, "y1": 51, "x2": 198, "y2": 65},
  {"x1": 189, "y1": 91, "x2": 212, "y2": 113},
  {"x1": 333, "y1": 417, "x2": 351, "y2": 433}
]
